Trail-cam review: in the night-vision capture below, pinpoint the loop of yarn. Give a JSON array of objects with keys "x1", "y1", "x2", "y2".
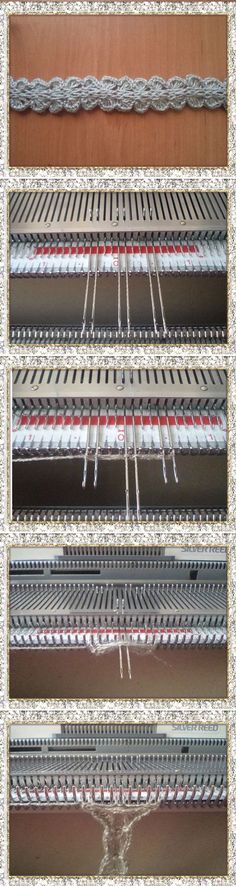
[{"x1": 10, "y1": 75, "x2": 227, "y2": 114}]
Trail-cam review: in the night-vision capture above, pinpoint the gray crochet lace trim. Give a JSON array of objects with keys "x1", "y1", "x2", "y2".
[{"x1": 10, "y1": 75, "x2": 227, "y2": 114}]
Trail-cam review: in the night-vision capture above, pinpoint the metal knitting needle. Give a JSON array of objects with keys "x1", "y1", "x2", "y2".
[
  {"x1": 93, "y1": 406, "x2": 100, "y2": 487},
  {"x1": 166, "y1": 410, "x2": 179, "y2": 483},
  {"x1": 172, "y1": 240, "x2": 181, "y2": 276},
  {"x1": 152, "y1": 239, "x2": 168, "y2": 334},
  {"x1": 139, "y1": 402, "x2": 145, "y2": 450},
  {"x1": 139, "y1": 239, "x2": 144, "y2": 273},
  {"x1": 119, "y1": 644, "x2": 123, "y2": 679},
  {"x1": 81, "y1": 243, "x2": 91, "y2": 337},
  {"x1": 145, "y1": 242, "x2": 158, "y2": 336},
  {"x1": 90, "y1": 239, "x2": 99, "y2": 334},
  {"x1": 126, "y1": 645, "x2": 132, "y2": 679},
  {"x1": 104, "y1": 402, "x2": 109, "y2": 452},
  {"x1": 181, "y1": 408, "x2": 191, "y2": 450},
  {"x1": 77, "y1": 405, "x2": 84, "y2": 453},
  {"x1": 132, "y1": 407, "x2": 140, "y2": 520},
  {"x1": 117, "y1": 243, "x2": 121, "y2": 335},
  {"x1": 82, "y1": 407, "x2": 91, "y2": 488},
  {"x1": 199, "y1": 409, "x2": 210, "y2": 450},
  {"x1": 124, "y1": 408, "x2": 130, "y2": 520},
  {"x1": 124, "y1": 239, "x2": 131, "y2": 338},
  {"x1": 207, "y1": 406, "x2": 219, "y2": 450},
  {"x1": 156, "y1": 411, "x2": 167, "y2": 484}
]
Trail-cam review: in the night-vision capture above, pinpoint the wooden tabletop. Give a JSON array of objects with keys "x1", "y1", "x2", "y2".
[{"x1": 9, "y1": 15, "x2": 227, "y2": 167}]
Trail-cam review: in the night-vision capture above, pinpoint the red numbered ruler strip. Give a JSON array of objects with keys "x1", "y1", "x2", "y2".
[
  {"x1": 10, "y1": 239, "x2": 227, "y2": 276},
  {"x1": 12, "y1": 407, "x2": 227, "y2": 453}
]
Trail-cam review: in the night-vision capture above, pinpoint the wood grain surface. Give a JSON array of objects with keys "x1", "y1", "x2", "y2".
[{"x1": 9, "y1": 15, "x2": 227, "y2": 167}]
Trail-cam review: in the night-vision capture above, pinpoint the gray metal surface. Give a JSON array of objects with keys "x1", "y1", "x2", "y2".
[
  {"x1": 10, "y1": 724, "x2": 227, "y2": 752},
  {"x1": 9, "y1": 548, "x2": 227, "y2": 584},
  {"x1": 9, "y1": 549, "x2": 227, "y2": 647},
  {"x1": 10, "y1": 751, "x2": 226, "y2": 782},
  {"x1": 10, "y1": 191, "x2": 227, "y2": 239},
  {"x1": 9, "y1": 192, "x2": 227, "y2": 346},
  {"x1": 12, "y1": 506, "x2": 227, "y2": 523},
  {"x1": 9, "y1": 728, "x2": 227, "y2": 805},
  {"x1": 10, "y1": 325, "x2": 227, "y2": 346},
  {"x1": 12, "y1": 367, "x2": 227, "y2": 409},
  {"x1": 10, "y1": 581, "x2": 226, "y2": 625}
]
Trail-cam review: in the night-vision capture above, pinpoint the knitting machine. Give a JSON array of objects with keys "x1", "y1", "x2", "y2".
[
  {"x1": 10, "y1": 724, "x2": 227, "y2": 808},
  {"x1": 9, "y1": 547, "x2": 227, "y2": 658},
  {"x1": 11, "y1": 367, "x2": 227, "y2": 522},
  {"x1": 9, "y1": 190, "x2": 227, "y2": 344}
]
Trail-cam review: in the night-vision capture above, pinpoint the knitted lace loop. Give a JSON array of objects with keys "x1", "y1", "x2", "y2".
[{"x1": 10, "y1": 75, "x2": 227, "y2": 114}]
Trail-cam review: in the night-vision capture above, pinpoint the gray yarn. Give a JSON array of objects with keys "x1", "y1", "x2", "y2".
[{"x1": 10, "y1": 75, "x2": 227, "y2": 114}]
